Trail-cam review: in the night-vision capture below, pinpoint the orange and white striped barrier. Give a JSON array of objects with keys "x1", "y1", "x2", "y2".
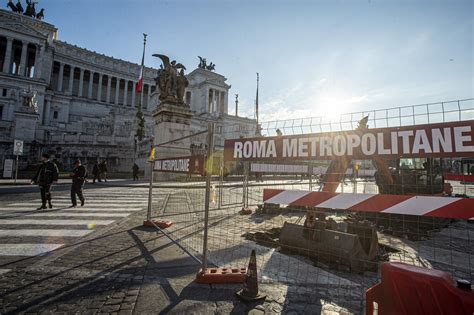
[{"x1": 263, "y1": 189, "x2": 474, "y2": 220}]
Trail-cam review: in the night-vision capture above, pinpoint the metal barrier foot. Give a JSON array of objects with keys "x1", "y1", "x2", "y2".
[
  {"x1": 239, "y1": 207, "x2": 252, "y2": 215},
  {"x1": 195, "y1": 268, "x2": 247, "y2": 284},
  {"x1": 143, "y1": 220, "x2": 173, "y2": 228}
]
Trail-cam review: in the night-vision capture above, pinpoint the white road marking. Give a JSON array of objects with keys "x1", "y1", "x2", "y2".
[
  {"x1": 0, "y1": 219, "x2": 114, "y2": 226},
  {"x1": 24, "y1": 212, "x2": 131, "y2": 218},
  {"x1": 0, "y1": 269, "x2": 11, "y2": 275},
  {"x1": 0, "y1": 244, "x2": 64, "y2": 256},
  {"x1": 38, "y1": 197, "x2": 149, "y2": 201},
  {"x1": 0, "y1": 229, "x2": 92, "y2": 237},
  {"x1": 0, "y1": 207, "x2": 144, "y2": 212},
  {"x1": 8, "y1": 202, "x2": 148, "y2": 206}
]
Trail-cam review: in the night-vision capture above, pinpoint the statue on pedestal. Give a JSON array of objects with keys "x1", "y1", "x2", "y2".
[
  {"x1": 197, "y1": 56, "x2": 216, "y2": 71},
  {"x1": 7, "y1": 0, "x2": 45, "y2": 20},
  {"x1": 153, "y1": 54, "x2": 188, "y2": 106}
]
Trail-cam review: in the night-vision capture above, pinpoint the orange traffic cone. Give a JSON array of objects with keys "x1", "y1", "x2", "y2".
[{"x1": 236, "y1": 250, "x2": 266, "y2": 302}]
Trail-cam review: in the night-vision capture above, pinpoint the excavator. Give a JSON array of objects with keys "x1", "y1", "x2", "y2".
[{"x1": 278, "y1": 117, "x2": 452, "y2": 271}]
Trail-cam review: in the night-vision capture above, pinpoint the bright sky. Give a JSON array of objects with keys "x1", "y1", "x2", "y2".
[{"x1": 41, "y1": 0, "x2": 472, "y2": 121}]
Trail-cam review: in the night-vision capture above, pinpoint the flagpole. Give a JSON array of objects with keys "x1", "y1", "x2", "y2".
[
  {"x1": 256, "y1": 72, "x2": 259, "y2": 135},
  {"x1": 136, "y1": 33, "x2": 147, "y2": 142}
]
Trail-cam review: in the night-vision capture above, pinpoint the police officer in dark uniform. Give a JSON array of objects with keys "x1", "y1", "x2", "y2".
[
  {"x1": 31, "y1": 153, "x2": 59, "y2": 210},
  {"x1": 70, "y1": 159, "x2": 87, "y2": 207}
]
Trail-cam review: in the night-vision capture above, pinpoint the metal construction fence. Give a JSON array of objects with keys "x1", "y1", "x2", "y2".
[
  {"x1": 146, "y1": 163, "x2": 474, "y2": 312},
  {"x1": 260, "y1": 98, "x2": 474, "y2": 136},
  {"x1": 144, "y1": 102, "x2": 474, "y2": 313}
]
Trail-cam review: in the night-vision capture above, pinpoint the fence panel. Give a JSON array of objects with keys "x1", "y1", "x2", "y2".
[{"x1": 199, "y1": 161, "x2": 474, "y2": 313}]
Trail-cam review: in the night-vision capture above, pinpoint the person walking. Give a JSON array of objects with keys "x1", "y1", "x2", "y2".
[
  {"x1": 99, "y1": 160, "x2": 108, "y2": 182},
  {"x1": 92, "y1": 161, "x2": 101, "y2": 183},
  {"x1": 132, "y1": 163, "x2": 139, "y2": 181},
  {"x1": 31, "y1": 153, "x2": 59, "y2": 210},
  {"x1": 70, "y1": 159, "x2": 87, "y2": 207}
]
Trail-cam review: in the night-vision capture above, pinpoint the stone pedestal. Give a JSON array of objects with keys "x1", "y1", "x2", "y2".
[
  {"x1": 150, "y1": 102, "x2": 194, "y2": 180},
  {"x1": 14, "y1": 112, "x2": 39, "y2": 141}
]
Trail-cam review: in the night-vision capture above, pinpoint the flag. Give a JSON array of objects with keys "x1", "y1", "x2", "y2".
[
  {"x1": 136, "y1": 36, "x2": 146, "y2": 93},
  {"x1": 136, "y1": 54, "x2": 144, "y2": 93}
]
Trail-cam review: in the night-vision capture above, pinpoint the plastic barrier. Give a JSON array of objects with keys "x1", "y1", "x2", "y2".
[
  {"x1": 444, "y1": 173, "x2": 474, "y2": 182},
  {"x1": 366, "y1": 262, "x2": 474, "y2": 315}
]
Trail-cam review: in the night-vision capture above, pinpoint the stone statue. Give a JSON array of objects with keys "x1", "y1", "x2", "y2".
[
  {"x1": 198, "y1": 56, "x2": 206, "y2": 69},
  {"x1": 36, "y1": 8, "x2": 44, "y2": 20},
  {"x1": 24, "y1": 0, "x2": 36, "y2": 17},
  {"x1": 22, "y1": 87, "x2": 38, "y2": 113},
  {"x1": 197, "y1": 56, "x2": 216, "y2": 71},
  {"x1": 152, "y1": 54, "x2": 187, "y2": 105},
  {"x1": 206, "y1": 62, "x2": 215, "y2": 71},
  {"x1": 176, "y1": 69, "x2": 189, "y2": 106},
  {"x1": 15, "y1": 0, "x2": 24, "y2": 13},
  {"x1": 7, "y1": 0, "x2": 18, "y2": 12}
]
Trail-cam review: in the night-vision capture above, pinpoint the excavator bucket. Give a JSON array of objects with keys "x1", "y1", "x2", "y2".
[{"x1": 279, "y1": 218, "x2": 379, "y2": 272}]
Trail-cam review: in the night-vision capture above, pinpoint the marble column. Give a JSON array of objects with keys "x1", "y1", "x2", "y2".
[
  {"x1": 124, "y1": 80, "x2": 129, "y2": 106},
  {"x1": 106, "y1": 76, "x2": 111, "y2": 103},
  {"x1": 97, "y1": 74, "x2": 103, "y2": 101},
  {"x1": 58, "y1": 63, "x2": 64, "y2": 92},
  {"x1": 147, "y1": 85, "x2": 151, "y2": 110},
  {"x1": 2, "y1": 37, "x2": 13, "y2": 73},
  {"x1": 19, "y1": 42, "x2": 28, "y2": 76},
  {"x1": 78, "y1": 69, "x2": 84, "y2": 97},
  {"x1": 43, "y1": 100, "x2": 51, "y2": 125},
  {"x1": 115, "y1": 78, "x2": 120, "y2": 104},
  {"x1": 88, "y1": 71, "x2": 94, "y2": 98},
  {"x1": 68, "y1": 66, "x2": 75, "y2": 94},
  {"x1": 33, "y1": 44, "x2": 42, "y2": 79},
  {"x1": 132, "y1": 82, "x2": 136, "y2": 107}
]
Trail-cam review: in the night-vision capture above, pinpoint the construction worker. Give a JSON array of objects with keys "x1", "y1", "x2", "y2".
[
  {"x1": 70, "y1": 159, "x2": 87, "y2": 207},
  {"x1": 31, "y1": 153, "x2": 59, "y2": 210}
]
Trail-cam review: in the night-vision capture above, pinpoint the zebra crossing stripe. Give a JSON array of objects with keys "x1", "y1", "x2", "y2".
[
  {"x1": 0, "y1": 207, "x2": 144, "y2": 212},
  {"x1": 0, "y1": 219, "x2": 114, "y2": 225},
  {"x1": 23, "y1": 212, "x2": 131, "y2": 218},
  {"x1": 0, "y1": 229, "x2": 92, "y2": 237},
  {"x1": 8, "y1": 202, "x2": 148, "y2": 206},
  {"x1": 0, "y1": 244, "x2": 64, "y2": 256}
]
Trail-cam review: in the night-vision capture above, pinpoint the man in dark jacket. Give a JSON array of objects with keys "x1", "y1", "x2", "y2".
[
  {"x1": 132, "y1": 163, "x2": 139, "y2": 181},
  {"x1": 70, "y1": 159, "x2": 87, "y2": 207},
  {"x1": 99, "y1": 160, "x2": 108, "y2": 182},
  {"x1": 31, "y1": 153, "x2": 59, "y2": 210},
  {"x1": 92, "y1": 161, "x2": 101, "y2": 183}
]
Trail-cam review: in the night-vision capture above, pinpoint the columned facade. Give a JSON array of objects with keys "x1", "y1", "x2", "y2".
[{"x1": 0, "y1": 8, "x2": 255, "y2": 174}]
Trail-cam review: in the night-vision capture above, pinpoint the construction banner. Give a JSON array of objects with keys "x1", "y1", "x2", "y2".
[
  {"x1": 153, "y1": 155, "x2": 205, "y2": 175},
  {"x1": 224, "y1": 120, "x2": 474, "y2": 161}
]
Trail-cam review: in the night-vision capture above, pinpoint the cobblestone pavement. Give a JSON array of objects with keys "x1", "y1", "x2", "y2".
[
  {"x1": 2, "y1": 182, "x2": 470, "y2": 314},
  {"x1": 0, "y1": 185, "x2": 347, "y2": 314}
]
